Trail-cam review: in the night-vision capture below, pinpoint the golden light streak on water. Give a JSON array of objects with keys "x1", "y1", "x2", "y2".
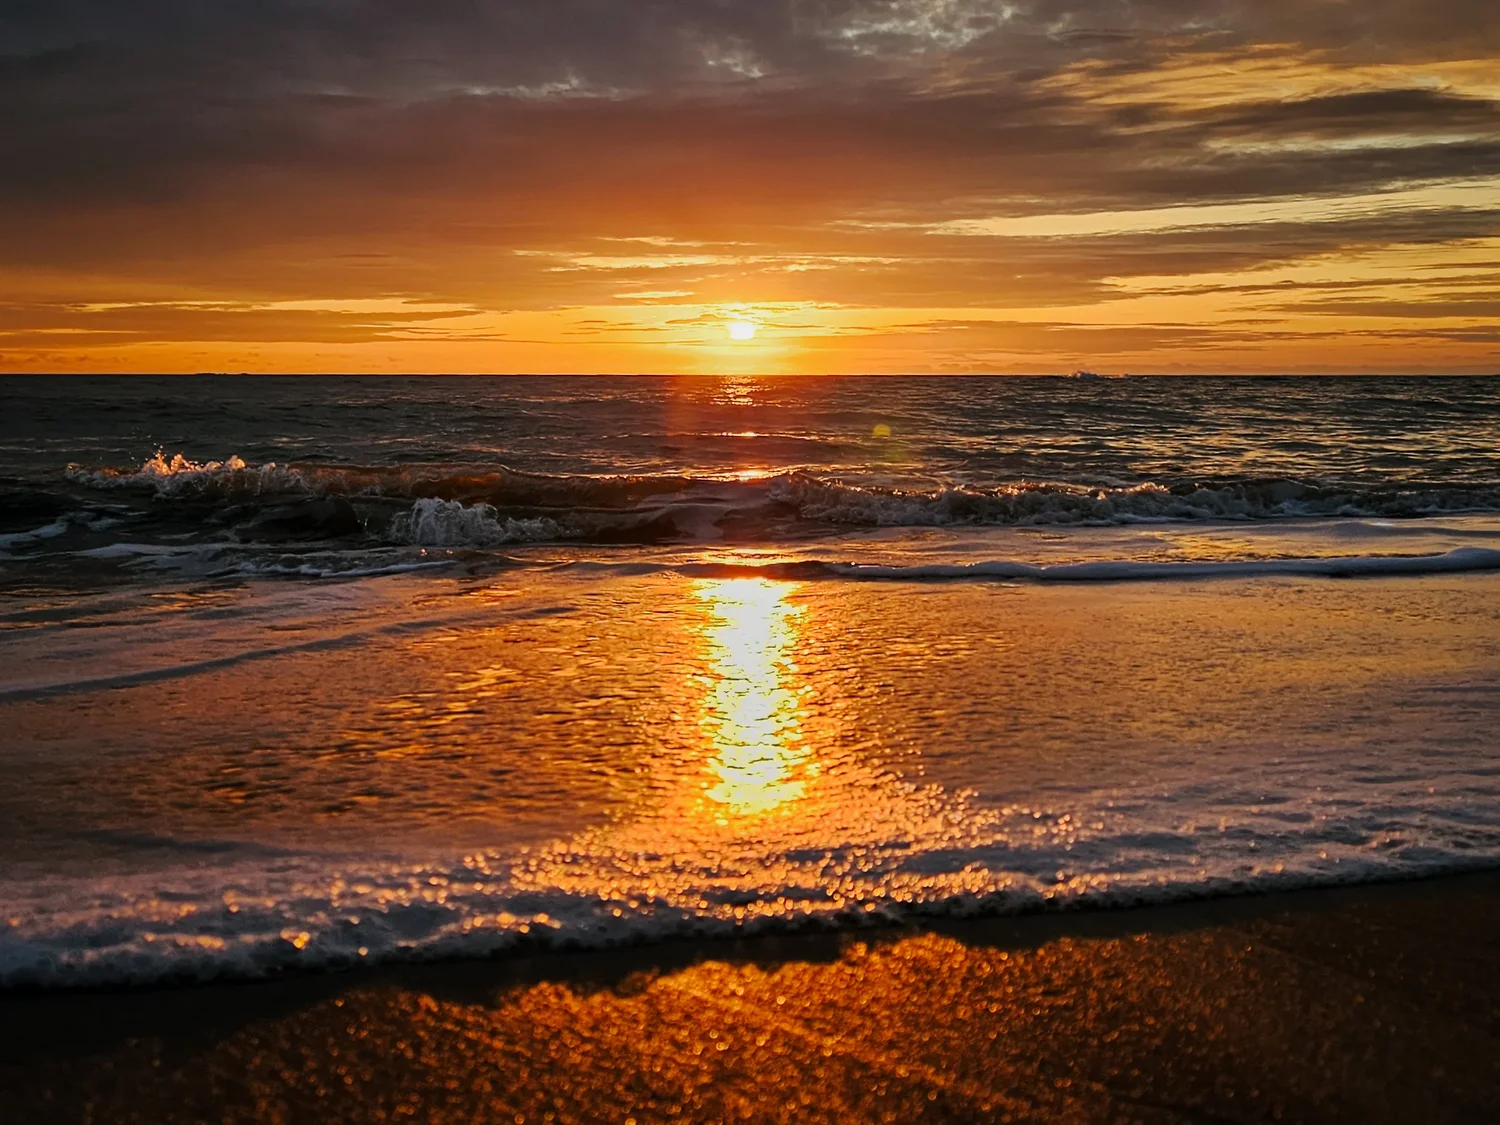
[{"x1": 692, "y1": 578, "x2": 816, "y2": 822}]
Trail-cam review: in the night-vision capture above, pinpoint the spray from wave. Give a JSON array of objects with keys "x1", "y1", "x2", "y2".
[
  {"x1": 52, "y1": 451, "x2": 1500, "y2": 551},
  {"x1": 386, "y1": 498, "x2": 567, "y2": 547}
]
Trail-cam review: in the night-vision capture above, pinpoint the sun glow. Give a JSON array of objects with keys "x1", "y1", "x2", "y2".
[{"x1": 727, "y1": 320, "x2": 758, "y2": 341}]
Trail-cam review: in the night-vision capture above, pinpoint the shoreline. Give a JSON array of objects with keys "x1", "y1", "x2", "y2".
[
  {"x1": 7, "y1": 869, "x2": 1500, "y2": 1122},
  {"x1": 6, "y1": 859, "x2": 1500, "y2": 999}
]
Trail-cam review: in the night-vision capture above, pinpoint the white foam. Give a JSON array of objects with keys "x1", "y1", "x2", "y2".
[
  {"x1": 65, "y1": 451, "x2": 310, "y2": 497},
  {"x1": 0, "y1": 511, "x2": 119, "y2": 552},
  {"x1": 4, "y1": 762, "x2": 1499, "y2": 989},
  {"x1": 233, "y1": 558, "x2": 454, "y2": 580},
  {"x1": 78, "y1": 542, "x2": 206, "y2": 560},
  {"x1": 387, "y1": 498, "x2": 566, "y2": 547},
  {"x1": 0, "y1": 517, "x2": 73, "y2": 551},
  {"x1": 59, "y1": 454, "x2": 1500, "y2": 541},
  {"x1": 828, "y1": 546, "x2": 1500, "y2": 582},
  {"x1": 768, "y1": 473, "x2": 1500, "y2": 527}
]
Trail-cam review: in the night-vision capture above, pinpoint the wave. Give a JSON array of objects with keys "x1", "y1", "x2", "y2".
[
  {"x1": 5, "y1": 778, "x2": 1499, "y2": 990},
  {"x1": 0, "y1": 515, "x2": 77, "y2": 552},
  {"x1": 768, "y1": 473, "x2": 1500, "y2": 527},
  {"x1": 386, "y1": 497, "x2": 568, "y2": 547},
  {"x1": 0, "y1": 510, "x2": 118, "y2": 552},
  {"x1": 49, "y1": 545, "x2": 1500, "y2": 589},
  {"x1": 64, "y1": 451, "x2": 702, "y2": 508},
  {"x1": 65, "y1": 452, "x2": 309, "y2": 498},
  {"x1": 538, "y1": 547, "x2": 1500, "y2": 585},
  {"x1": 820, "y1": 546, "x2": 1500, "y2": 582},
  {"x1": 28, "y1": 452, "x2": 1500, "y2": 582},
  {"x1": 51, "y1": 452, "x2": 1500, "y2": 554}
]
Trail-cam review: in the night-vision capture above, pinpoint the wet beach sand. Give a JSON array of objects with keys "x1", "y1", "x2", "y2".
[{"x1": 6, "y1": 870, "x2": 1499, "y2": 1124}]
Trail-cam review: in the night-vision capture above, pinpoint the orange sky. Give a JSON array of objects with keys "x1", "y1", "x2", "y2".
[{"x1": 2, "y1": 2, "x2": 1498, "y2": 374}]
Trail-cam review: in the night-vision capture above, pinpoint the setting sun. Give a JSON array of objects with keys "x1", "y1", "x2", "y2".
[{"x1": 727, "y1": 320, "x2": 758, "y2": 341}]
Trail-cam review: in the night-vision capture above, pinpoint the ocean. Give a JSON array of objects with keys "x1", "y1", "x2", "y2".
[{"x1": 3, "y1": 373, "x2": 1500, "y2": 988}]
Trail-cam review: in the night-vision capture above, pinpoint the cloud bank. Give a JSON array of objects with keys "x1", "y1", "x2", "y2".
[{"x1": 2, "y1": 0, "x2": 1497, "y2": 371}]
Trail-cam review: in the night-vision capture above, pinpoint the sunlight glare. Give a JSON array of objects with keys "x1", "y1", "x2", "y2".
[
  {"x1": 727, "y1": 320, "x2": 758, "y2": 341},
  {"x1": 693, "y1": 578, "x2": 811, "y2": 820}
]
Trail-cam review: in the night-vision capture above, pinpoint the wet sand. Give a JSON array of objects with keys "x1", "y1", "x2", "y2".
[{"x1": 5, "y1": 871, "x2": 1500, "y2": 1124}]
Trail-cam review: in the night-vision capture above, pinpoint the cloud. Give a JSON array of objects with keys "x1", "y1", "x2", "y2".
[{"x1": 2, "y1": 1, "x2": 1499, "y2": 370}]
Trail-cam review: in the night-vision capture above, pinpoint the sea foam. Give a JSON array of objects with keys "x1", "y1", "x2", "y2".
[
  {"x1": 386, "y1": 498, "x2": 566, "y2": 547},
  {"x1": 824, "y1": 546, "x2": 1500, "y2": 582},
  {"x1": 4, "y1": 759, "x2": 1499, "y2": 990}
]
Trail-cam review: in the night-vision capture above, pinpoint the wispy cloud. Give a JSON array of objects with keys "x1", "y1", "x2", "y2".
[{"x1": 2, "y1": 1, "x2": 1499, "y2": 371}]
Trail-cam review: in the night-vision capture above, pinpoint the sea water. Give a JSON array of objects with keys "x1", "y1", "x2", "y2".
[{"x1": 2, "y1": 374, "x2": 1499, "y2": 986}]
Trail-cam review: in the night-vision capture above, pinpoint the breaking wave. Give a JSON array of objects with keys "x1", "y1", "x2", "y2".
[
  {"x1": 818, "y1": 546, "x2": 1500, "y2": 582},
  {"x1": 65, "y1": 452, "x2": 309, "y2": 498},
  {"x1": 5, "y1": 765, "x2": 1500, "y2": 989},
  {"x1": 768, "y1": 473, "x2": 1500, "y2": 527},
  {"x1": 387, "y1": 498, "x2": 567, "y2": 547},
  {"x1": 64, "y1": 451, "x2": 700, "y2": 508},
  {"x1": 47, "y1": 451, "x2": 1500, "y2": 553}
]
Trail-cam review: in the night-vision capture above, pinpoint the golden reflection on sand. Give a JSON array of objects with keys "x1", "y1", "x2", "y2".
[{"x1": 693, "y1": 578, "x2": 816, "y2": 822}]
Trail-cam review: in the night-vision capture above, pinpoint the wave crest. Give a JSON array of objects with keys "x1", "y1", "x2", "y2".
[
  {"x1": 59, "y1": 452, "x2": 1500, "y2": 547},
  {"x1": 771, "y1": 472, "x2": 1500, "y2": 527},
  {"x1": 66, "y1": 451, "x2": 698, "y2": 508},
  {"x1": 387, "y1": 498, "x2": 567, "y2": 547},
  {"x1": 66, "y1": 451, "x2": 312, "y2": 498}
]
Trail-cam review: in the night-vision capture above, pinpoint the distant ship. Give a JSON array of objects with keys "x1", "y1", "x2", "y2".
[{"x1": 1068, "y1": 369, "x2": 1107, "y2": 381}]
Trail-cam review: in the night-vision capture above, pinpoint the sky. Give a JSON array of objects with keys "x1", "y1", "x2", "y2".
[{"x1": 1, "y1": 0, "x2": 1498, "y2": 374}]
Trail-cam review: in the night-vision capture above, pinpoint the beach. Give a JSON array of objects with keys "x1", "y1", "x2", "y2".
[
  {"x1": 4, "y1": 375, "x2": 1500, "y2": 1121},
  {"x1": 6, "y1": 871, "x2": 1500, "y2": 1123},
  {"x1": 7, "y1": 0, "x2": 1500, "y2": 1108}
]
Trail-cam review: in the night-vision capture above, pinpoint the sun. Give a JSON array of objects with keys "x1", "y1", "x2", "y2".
[{"x1": 727, "y1": 320, "x2": 758, "y2": 341}]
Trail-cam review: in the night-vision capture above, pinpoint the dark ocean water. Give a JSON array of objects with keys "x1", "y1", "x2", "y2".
[
  {"x1": 2, "y1": 374, "x2": 1500, "y2": 582},
  {"x1": 3, "y1": 375, "x2": 1500, "y2": 988}
]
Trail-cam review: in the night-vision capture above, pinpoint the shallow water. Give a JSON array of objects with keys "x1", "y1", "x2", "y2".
[{"x1": 2, "y1": 375, "x2": 1499, "y2": 986}]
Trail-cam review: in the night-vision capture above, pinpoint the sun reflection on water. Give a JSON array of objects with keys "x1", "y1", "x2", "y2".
[
  {"x1": 693, "y1": 578, "x2": 815, "y2": 822},
  {"x1": 488, "y1": 572, "x2": 1024, "y2": 929}
]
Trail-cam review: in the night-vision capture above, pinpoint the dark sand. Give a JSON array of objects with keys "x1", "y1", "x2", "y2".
[{"x1": 5, "y1": 872, "x2": 1500, "y2": 1124}]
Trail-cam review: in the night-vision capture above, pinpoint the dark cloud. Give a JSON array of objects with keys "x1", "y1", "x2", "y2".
[
  {"x1": 1, "y1": 1, "x2": 1498, "y2": 369},
  {"x1": 5, "y1": 2, "x2": 1498, "y2": 214},
  {"x1": 1210, "y1": 88, "x2": 1500, "y2": 134}
]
